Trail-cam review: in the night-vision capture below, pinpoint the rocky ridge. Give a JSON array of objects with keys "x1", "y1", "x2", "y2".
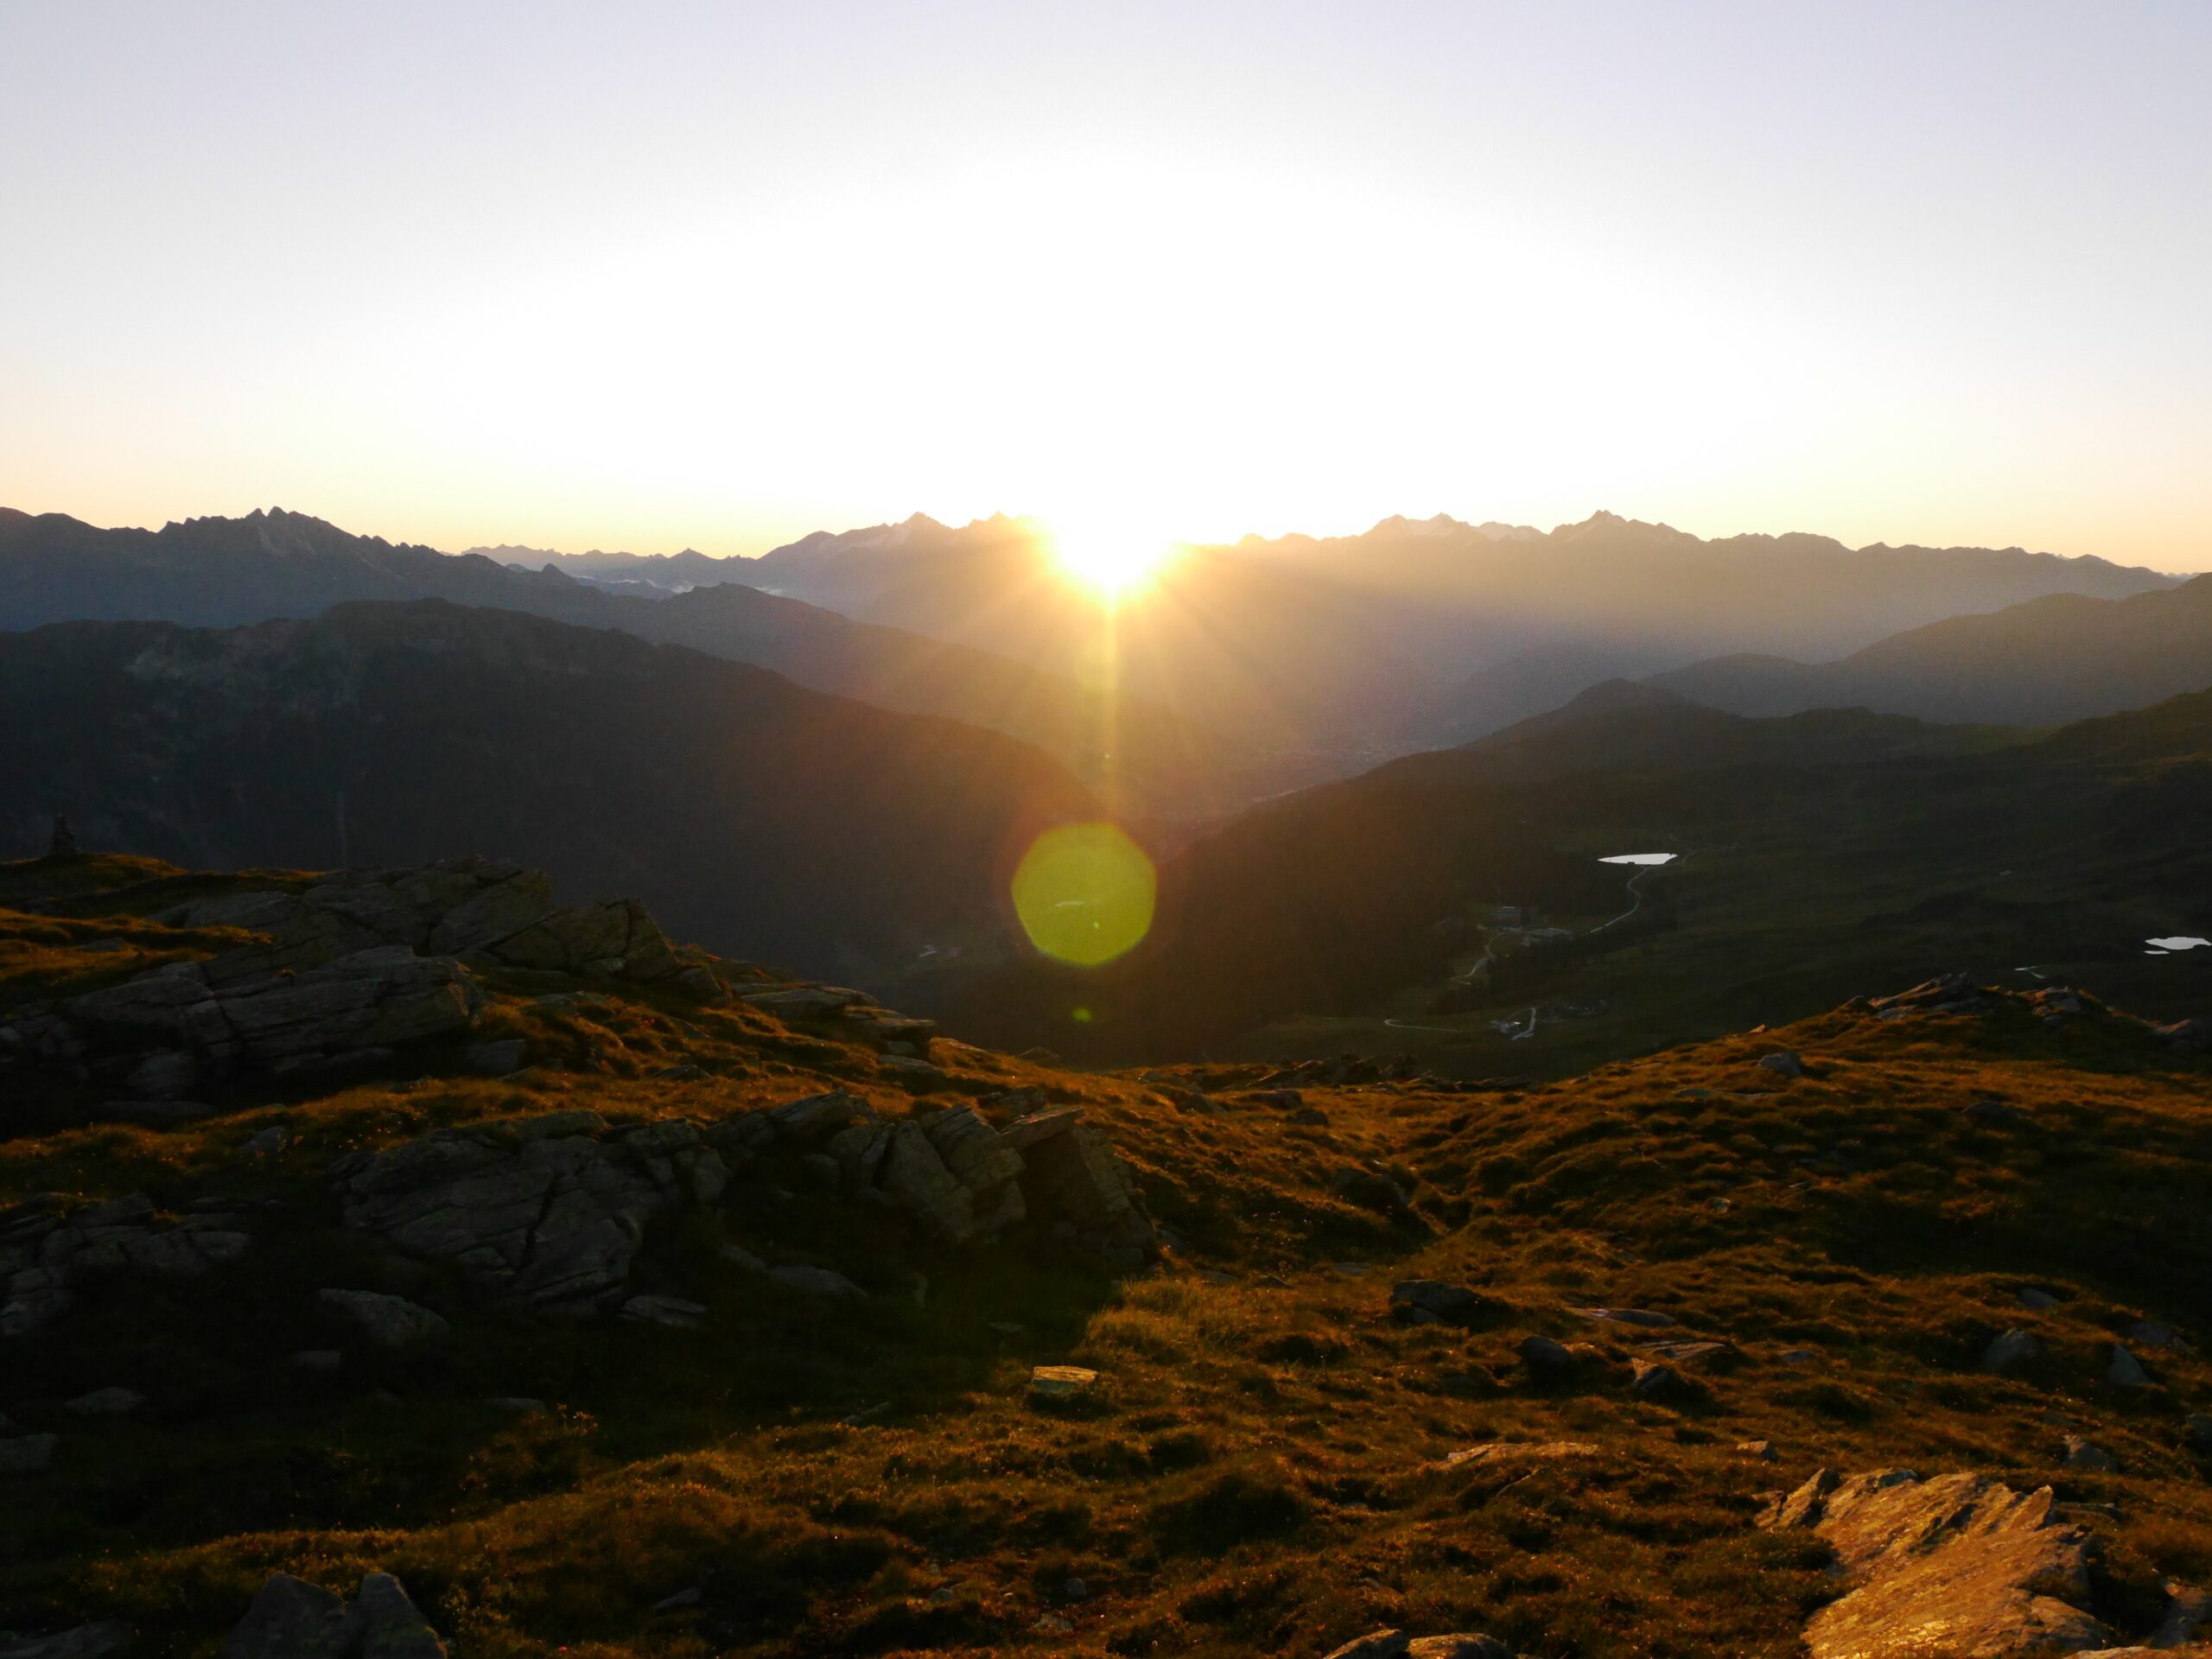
[
  {"x1": 1, "y1": 860, "x2": 728, "y2": 1101},
  {"x1": 0, "y1": 1192, "x2": 251, "y2": 1339},
  {"x1": 326, "y1": 1088, "x2": 1155, "y2": 1318},
  {"x1": 0, "y1": 859, "x2": 1157, "y2": 1344}
]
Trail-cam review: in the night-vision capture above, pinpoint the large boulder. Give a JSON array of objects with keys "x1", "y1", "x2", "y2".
[
  {"x1": 756, "y1": 1096, "x2": 1146, "y2": 1258},
  {"x1": 1759, "y1": 1469, "x2": 2111, "y2": 1658},
  {"x1": 923, "y1": 1108, "x2": 1026, "y2": 1232},
  {"x1": 328, "y1": 1116, "x2": 727, "y2": 1313},
  {"x1": 213, "y1": 947, "x2": 479, "y2": 1067},
  {"x1": 0, "y1": 1433, "x2": 59, "y2": 1474},
  {"x1": 2, "y1": 1193, "x2": 251, "y2": 1338},
  {"x1": 1390, "y1": 1280, "x2": 1491, "y2": 1326},
  {"x1": 876, "y1": 1122, "x2": 978, "y2": 1242},
  {"x1": 222, "y1": 1570, "x2": 445, "y2": 1658},
  {"x1": 479, "y1": 899, "x2": 678, "y2": 981},
  {"x1": 60, "y1": 947, "x2": 480, "y2": 1084},
  {"x1": 1006, "y1": 1109, "x2": 1158, "y2": 1268},
  {"x1": 316, "y1": 1289, "x2": 449, "y2": 1349}
]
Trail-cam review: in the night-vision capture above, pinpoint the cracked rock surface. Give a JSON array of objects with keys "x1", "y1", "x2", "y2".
[
  {"x1": 1, "y1": 1192, "x2": 251, "y2": 1338},
  {"x1": 7, "y1": 859, "x2": 713, "y2": 1100},
  {"x1": 328, "y1": 1115, "x2": 729, "y2": 1313}
]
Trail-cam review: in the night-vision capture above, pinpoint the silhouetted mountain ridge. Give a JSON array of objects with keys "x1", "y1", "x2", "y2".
[
  {"x1": 728, "y1": 505, "x2": 2178, "y2": 748},
  {"x1": 0, "y1": 507, "x2": 1252, "y2": 822}
]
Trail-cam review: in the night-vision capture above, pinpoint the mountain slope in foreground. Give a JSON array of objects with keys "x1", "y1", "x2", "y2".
[{"x1": 3, "y1": 853, "x2": 2209, "y2": 1658}]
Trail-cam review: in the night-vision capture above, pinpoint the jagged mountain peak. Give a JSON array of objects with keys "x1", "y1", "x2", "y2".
[{"x1": 1552, "y1": 509, "x2": 1698, "y2": 543}]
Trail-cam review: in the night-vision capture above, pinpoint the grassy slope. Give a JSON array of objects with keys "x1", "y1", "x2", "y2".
[{"x1": 3, "y1": 859, "x2": 2209, "y2": 1657}]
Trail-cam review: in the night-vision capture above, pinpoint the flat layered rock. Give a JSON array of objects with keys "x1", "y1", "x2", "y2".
[
  {"x1": 1572, "y1": 1306, "x2": 1678, "y2": 1329},
  {"x1": 1322, "y1": 1635, "x2": 1513, "y2": 1659},
  {"x1": 741, "y1": 984, "x2": 874, "y2": 1015},
  {"x1": 1760, "y1": 1468, "x2": 2112, "y2": 1658},
  {"x1": 1030, "y1": 1364, "x2": 1098, "y2": 1397},
  {"x1": 1444, "y1": 1440, "x2": 1599, "y2": 1467}
]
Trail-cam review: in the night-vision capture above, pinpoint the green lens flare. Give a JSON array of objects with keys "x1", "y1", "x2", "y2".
[{"x1": 1011, "y1": 822, "x2": 1157, "y2": 967}]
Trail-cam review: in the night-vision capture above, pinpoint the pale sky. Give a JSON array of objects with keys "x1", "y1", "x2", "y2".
[{"x1": 3, "y1": 1, "x2": 2208, "y2": 569}]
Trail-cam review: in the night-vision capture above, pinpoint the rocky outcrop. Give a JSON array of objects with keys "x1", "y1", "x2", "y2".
[
  {"x1": 997, "y1": 1107, "x2": 1157, "y2": 1268},
  {"x1": 2, "y1": 1192, "x2": 251, "y2": 1338},
  {"x1": 0, "y1": 860, "x2": 727, "y2": 1101},
  {"x1": 7, "y1": 941, "x2": 480, "y2": 1100},
  {"x1": 222, "y1": 1571, "x2": 445, "y2": 1658},
  {"x1": 73, "y1": 947, "x2": 480, "y2": 1081},
  {"x1": 773, "y1": 1093, "x2": 1154, "y2": 1265},
  {"x1": 740, "y1": 982, "x2": 938, "y2": 1055},
  {"x1": 328, "y1": 1112, "x2": 730, "y2": 1314},
  {"x1": 327, "y1": 1092, "x2": 1156, "y2": 1318},
  {"x1": 0, "y1": 1621, "x2": 134, "y2": 1658},
  {"x1": 1389, "y1": 1280, "x2": 1492, "y2": 1325},
  {"x1": 1867, "y1": 975, "x2": 1991, "y2": 1020},
  {"x1": 1760, "y1": 1468, "x2": 2112, "y2": 1658},
  {"x1": 153, "y1": 861, "x2": 691, "y2": 990}
]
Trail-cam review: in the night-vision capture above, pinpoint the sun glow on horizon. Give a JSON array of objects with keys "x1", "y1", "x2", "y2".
[{"x1": 1044, "y1": 515, "x2": 1179, "y2": 601}]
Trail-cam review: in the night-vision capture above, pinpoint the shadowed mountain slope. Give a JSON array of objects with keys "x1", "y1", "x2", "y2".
[
  {"x1": 924, "y1": 686, "x2": 2212, "y2": 1063},
  {"x1": 0, "y1": 601, "x2": 1099, "y2": 982}
]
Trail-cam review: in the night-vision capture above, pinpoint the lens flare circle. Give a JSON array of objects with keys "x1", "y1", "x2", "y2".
[{"x1": 1011, "y1": 821, "x2": 1157, "y2": 966}]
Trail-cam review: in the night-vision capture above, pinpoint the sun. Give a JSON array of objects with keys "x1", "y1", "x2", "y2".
[{"x1": 1046, "y1": 516, "x2": 1173, "y2": 600}]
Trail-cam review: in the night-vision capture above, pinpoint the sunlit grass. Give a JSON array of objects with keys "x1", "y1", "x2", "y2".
[{"x1": 3, "y1": 858, "x2": 2209, "y2": 1656}]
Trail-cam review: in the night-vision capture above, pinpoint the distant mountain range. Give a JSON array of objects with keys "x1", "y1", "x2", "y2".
[
  {"x1": 9, "y1": 595, "x2": 2208, "y2": 1061},
  {"x1": 463, "y1": 543, "x2": 732, "y2": 596},
  {"x1": 720, "y1": 508, "x2": 2183, "y2": 743},
  {"x1": 0, "y1": 601, "x2": 1094, "y2": 982},
  {"x1": 1648, "y1": 572, "x2": 2212, "y2": 727},
  {"x1": 7, "y1": 502, "x2": 2203, "y2": 790},
  {"x1": 0, "y1": 508, "x2": 1262, "y2": 824}
]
